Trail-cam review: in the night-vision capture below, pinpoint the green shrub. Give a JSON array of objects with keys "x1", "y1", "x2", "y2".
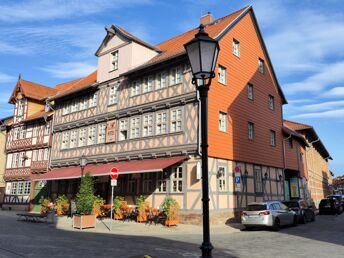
[
  {"x1": 161, "y1": 196, "x2": 179, "y2": 219},
  {"x1": 76, "y1": 173, "x2": 96, "y2": 215},
  {"x1": 113, "y1": 196, "x2": 124, "y2": 215}
]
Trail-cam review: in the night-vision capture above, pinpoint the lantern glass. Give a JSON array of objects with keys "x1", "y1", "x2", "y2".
[
  {"x1": 185, "y1": 41, "x2": 201, "y2": 76},
  {"x1": 79, "y1": 155, "x2": 87, "y2": 167}
]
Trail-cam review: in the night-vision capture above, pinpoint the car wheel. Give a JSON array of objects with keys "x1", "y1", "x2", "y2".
[
  {"x1": 293, "y1": 216, "x2": 298, "y2": 226},
  {"x1": 272, "y1": 218, "x2": 280, "y2": 231}
]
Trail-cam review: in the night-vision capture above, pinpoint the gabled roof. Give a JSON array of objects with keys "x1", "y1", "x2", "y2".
[
  {"x1": 9, "y1": 79, "x2": 58, "y2": 104},
  {"x1": 282, "y1": 124, "x2": 309, "y2": 147},
  {"x1": 95, "y1": 25, "x2": 161, "y2": 56},
  {"x1": 284, "y1": 119, "x2": 332, "y2": 160},
  {"x1": 24, "y1": 109, "x2": 53, "y2": 122},
  {"x1": 51, "y1": 71, "x2": 98, "y2": 100}
]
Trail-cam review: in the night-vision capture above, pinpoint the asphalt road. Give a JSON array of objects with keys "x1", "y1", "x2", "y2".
[{"x1": 0, "y1": 211, "x2": 343, "y2": 258}]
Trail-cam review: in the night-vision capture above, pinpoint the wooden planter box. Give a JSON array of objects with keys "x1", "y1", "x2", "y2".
[
  {"x1": 73, "y1": 214, "x2": 96, "y2": 229},
  {"x1": 165, "y1": 219, "x2": 178, "y2": 227}
]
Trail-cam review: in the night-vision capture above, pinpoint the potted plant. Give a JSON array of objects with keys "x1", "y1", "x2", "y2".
[
  {"x1": 93, "y1": 196, "x2": 105, "y2": 218},
  {"x1": 73, "y1": 173, "x2": 96, "y2": 229},
  {"x1": 113, "y1": 196, "x2": 124, "y2": 220},
  {"x1": 39, "y1": 197, "x2": 53, "y2": 214},
  {"x1": 136, "y1": 195, "x2": 148, "y2": 222},
  {"x1": 161, "y1": 196, "x2": 180, "y2": 226},
  {"x1": 56, "y1": 195, "x2": 69, "y2": 216}
]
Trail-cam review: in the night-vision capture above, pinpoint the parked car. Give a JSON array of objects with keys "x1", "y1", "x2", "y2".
[
  {"x1": 327, "y1": 195, "x2": 344, "y2": 211},
  {"x1": 319, "y1": 198, "x2": 342, "y2": 215},
  {"x1": 282, "y1": 200, "x2": 315, "y2": 223},
  {"x1": 241, "y1": 201, "x2": 297, "y2": 231}
]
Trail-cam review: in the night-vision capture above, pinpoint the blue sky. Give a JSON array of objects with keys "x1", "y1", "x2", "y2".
[{"x1": 0, "y1": 0, "x2": 343, "y2": 176}]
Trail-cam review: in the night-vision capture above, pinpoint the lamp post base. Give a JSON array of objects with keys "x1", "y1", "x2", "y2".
[{"x1": 200, "y1": 242, "x2": 214, "y2": 258}]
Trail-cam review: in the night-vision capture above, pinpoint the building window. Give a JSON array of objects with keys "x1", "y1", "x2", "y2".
[
  {"x1": 111, "y1": 50, "x2": 119, "y2": 70},
  {"x1": 156, "y1": 72, "x2": 167, "y2": 89},
  {"x1": 156, "y1": 172, "x2": 167, "y2": 193},
  {"x1": 119, "y1": 119, "x2": 128, "y2": 141},
  {"x1": 17, "y1": 100, "x2": 25, "y2": 117},
  {"x1": 247, "y1": 83, "x2": 254, "y2": 100},
  {"x1": 19, "y1": 152, "x2": 26, "y2": 167},
  {"x1": 32, "y1": 124, "x2": 38, "y2": 137},
  {"x1": 171, "y1": 166, "x2": 183, "y2": 193},
  {"x1": 218, "y1": 65, "x2": 227, "y2": 84},
  {"x1": 254, "y1": 166, "x2": 263, "y2": 193},
  {"x1": 268, "y1": 95, "x2": 275, "y2": 110},
  {"x1": 78, "y1": 128, "x2": 87, "y2": 147},
  {"x1": 143, "y1": 76, "x2": 153, "y2": 93},
  {"x1": 108, "y1": 85, "x2": 118, "y2": 105},
  {"x1": 19, "y1": 126, "x2": 26, "y2": 139},
  {"x1": 97, "y1": 124, "x2": 106, "y2": 144},
  {"x1": 219, "y1": 112, "x2": 227, "y2": 132},
  {"x1": 32, "y1": 150, "x2": 38, "y2": 161},
  {"x1": 62, "y1": 131, "x2": 70, "y2": 149},
  {"x1": 12, "y1": 153, "x2": 19, "y2": 168},
  {"x1": 218, "y1": 166, "x2": 226, "y2": 192},
  {"x1": 70, "y1": 129, "x2": 78, "y2": 148},
  {"x1": 270, "y1": 130, "x2": 276, "y2": 146},
  {"x1": 79, "y1": 97, "x2": 88, "y2": 110},
  {"x1": 63, "y1": 104, "x2": 70, "y2": 115},
  {"x1": 13, "y1": 128, "x2": 19, "y2": 140},
  {"x1": 143, "y1": 173, "x2": 154, "y2": 193},
  {"x1": 131, "y1": 81, "x2": 140, "y2": 96},
  {"x1": 89, "y1": 92, "x2": 98, "y2": 107},
  {"x1": 170, "y1": 108, "x2": 182, "y2": 133},
  {"x1": 44, "y1": 148, "x2": 49, "y2": 160},
  {"x1": 156, "y1": 112, "x2": 167, "y2": 135},
  {"x1": 258, "y1": 58, "x2": 265, "y2": 74},
  {"x1": 170, "y1": 66, "x2": 182, "y2": 85},
  {"x1": 142, "y1": 114, "x2": 153, "y2": 137},
  {"x1": 130, "y1": 117, "x2": 140, "y2": 139},
  {"x1": 289, "y1": 137, "x2": 293, "y2": 148},
  {"x1": 10, "y1": 182, "x2": 17, "y2": 195},
  {"x1": 248, "y1": 122, "x2": 254, "y2": 140},
  {"x1": 24, "y1": 181, "x2": 31, "y2": 195},
  {"x1": 232, "y1": 39, "x2": 240, "y2": 57},
  {"x1": 44, "y1": 123, "x2": 50, "y2": 135},
  {"x1": 87, "y1": 126, "x2": 96, "y2": 145},
  {"x1": 70, "y1": 100, "x2": 79, "y2": 113}
]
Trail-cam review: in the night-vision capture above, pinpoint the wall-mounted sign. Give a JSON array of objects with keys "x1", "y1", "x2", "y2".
[
  {"x1": 234, "y1": 164, "x2": 241, "y2": 191},
  {"x1": 106, "y1": 120, "x2": 117, "y2": 143},
  {"x1": 290, "y1": 177, "x2": 299, "y2": 198}
]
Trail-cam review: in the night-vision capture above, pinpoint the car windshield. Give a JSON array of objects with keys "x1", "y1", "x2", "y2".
[
  {"x1": 283, "y1": 202, "x2": 298, "y2": 208},
  {"x1": 247, "y1": 204, "x2": 267, "y2": 211},
  {"x1": 320, "y1": 199, "x2": 329, "y2": 205}
]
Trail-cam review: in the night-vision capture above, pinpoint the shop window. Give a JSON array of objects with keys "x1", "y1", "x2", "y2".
[
  {"x1": 87, "y1": 126, "x2": 96, "y2": 145},
  {"x1": 171, "y1": 166, "x2": 183, "y2": 193},
  {"x1": 157, "y1": 172, "x2": 168, "y2": 193}
]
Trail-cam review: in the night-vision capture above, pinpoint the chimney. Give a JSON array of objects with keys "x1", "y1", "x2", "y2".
[{"x1": 200, "y1": 12, "x2": 214, "y2": 26}]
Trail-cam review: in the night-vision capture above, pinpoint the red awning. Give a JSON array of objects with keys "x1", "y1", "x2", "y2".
[{"x1": 31, "y1": 156, "x2": 188, "y2": 181}]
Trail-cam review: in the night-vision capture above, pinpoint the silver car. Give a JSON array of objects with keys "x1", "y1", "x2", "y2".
[{"x1": 241, "y1": 201, "x2": 297, "y2": 231}]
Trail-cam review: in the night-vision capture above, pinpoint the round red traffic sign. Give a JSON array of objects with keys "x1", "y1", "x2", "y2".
[{"x1": 110, "y1": 167, "x2": 119, "y2": 180}]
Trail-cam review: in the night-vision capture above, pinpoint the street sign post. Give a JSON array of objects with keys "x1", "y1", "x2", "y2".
[
  {"x1": 234, "y1": 165, "x2": 241, "y2": 191},
  {"x1": 110, "y1": 167, "x2": 119, "y2": 231}
]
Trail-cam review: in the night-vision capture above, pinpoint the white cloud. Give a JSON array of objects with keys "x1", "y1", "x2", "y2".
[
  {"x1": 40, "y1": 62, "x2": 97, "y2": 79},
  {"x1": 292, "y1": 109, "x2": 344, "y2": 119},
  {"x1": 302, "y1": 100, "x2": 344, "y2": 112},
  {"x1": 0, "y1": 0, "x2": 153, "y2": 22},
  {"x1": 324, "y1": 87, "x2": 344, "y2": 97},
  {"x1": 0, "y1": 72, "x2": 16, "y2": 83}
]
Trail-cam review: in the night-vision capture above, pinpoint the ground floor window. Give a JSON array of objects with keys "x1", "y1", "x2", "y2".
[
  {"x1": 142, "y1": 173, "x2": 154, "y2": 193},
  {"x1": 156, "y1": 172, "x2": 168, "y2": 193},
  {"x1": 8, "y1": 181, "x2": 31, "y2": 195},
  {"x1": 171, "y1": 166, "x2": 183, "y2": 193},
  {"x1": 218, "y1": 166, "x2": 226, "y2": 192},
  {"x1": 254, "y1": 166, "x2": 263, "y2": 193}
]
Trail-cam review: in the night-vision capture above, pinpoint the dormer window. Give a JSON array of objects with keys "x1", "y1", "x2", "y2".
[
  {"x1": 111, "y1": 50, "x2": 119, "y2": 71},
  {"x1": 17, "y1": 100, "x2": 25, "y2": 117}
]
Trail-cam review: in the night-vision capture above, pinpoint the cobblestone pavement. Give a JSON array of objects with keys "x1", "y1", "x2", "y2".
[{"x1": 0, "y1": 210, "x2": 343, "y2": 258}]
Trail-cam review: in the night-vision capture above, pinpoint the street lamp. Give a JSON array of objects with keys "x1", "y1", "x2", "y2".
[
  {"x1": 184, "y1": 24, "x2": 219, "y2": 258},
  {"x1": 79, "y1": 154, "x2": 87, "y2": 178}
]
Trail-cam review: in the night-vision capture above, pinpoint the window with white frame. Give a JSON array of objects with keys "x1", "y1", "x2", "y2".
[
  {"x1": 156, "y1": 172, "x2": 167, "y2": 193},
  {"x1": 156, "y1": 112, "x2": 167, "y2": 135},
  {"x1": 232, "y1": 39, "x2": 240, "y2": 57},
  {"x1": 13, "y1": 128, "x2": 19, "y2": 140},
  {"x1": 156, "y1": 71, "x2": 167, "y2": 89},
  {"x1": 44, "y1": 148, "x2": 49, "y2": 160},
  {"x1": 131, "y1": 81, "x2": 140, "y2": 96},
  {"x1": 218, "y1": 65, "x2": 227, "y2": 84},
  {"x1": 78, "y1": 128, "x2": 87, "y2": 147},
  {"x1": 62, "y1": 131, "x2": 70, "y2": 149},
  {"x1": 89, "y1": 92, "x2": 98, "y2": 107},
  {"x1": 32, "y1": 150, "x2": 38, "y2": 161},
  {"x1": 10, "y1": 182, "x2": 17, "y2": 195},
  {"x1": 17, "y1": 182, "x2": 24, "y2": 195},
  {"x1": 247, "y1": 83, "x2": 254, "y2": 100},
  {"x1": 19, "y1": 126, "x2": 26, "y2": 139},
  {"x1": 119, "y1": 119, "x2": 128, "y2": 141},
  {"x1": 219, "y1": 112, "x2": 227, "y2": 132},
  {"x1": 143, "y1": 76, "x2": 153, "y2": 93},
  {"x1": 79, "y1": 97, "x2": 88, "y2": 110},
  {"x1": 268, "y1": 95, "x2": 275, "y2": 110},
  {"x1": 258, "y1": 58, "x2": 265, "y2": 74},
  {"x1": 130, "y1": 117, "x2": 140, "y2": 139},
  {"x1": 33, "y1": 124, "x2": 38, "y2": 137},
  {"x1": 17, "y1": 100, "x2": 25, "y2": 117},
  {"x1": 12, "y1": 153, "x2": 19, "y2": 168},
  {"x1": 70, "y1": 100, "x2": 79, "y2": 113},
  {"x1": 87, "y1": 126, "x2": 96, "y2": 145},
  {"x1": 170, "y1": 108, "x2": 182, "y2": 133},
  {"x1": 218, "y1": 166, "x2": 226, "y2": 192},
  {"x1": 171, "y1": 166, "x2": 183, "y2": 193},
  {"x1": 44, "y1": 123, "x2": 50, "y2": 135},
  {"x1": 97, "y1": 124, "x2": 106, "y2": 144},
  {"x1": 19, "y1": 152, "x2": 26, "y2": 167},
  {"x1": 254, "y1": 166, "x2": 263, "y2": 193},
  {"x1": 24, "y1": 181, "x2": 31, "y2": 195},
  {"x1": 142, "y1": 173, "x2": 154, "y2": 193},
  {"x1": 70, "y1": 129, "x2": 78, "y2": 148},
  {"x1": 142, "y1": 114, "x2": 153, "y2": 137},
  {"x1": 170, "y1": 66, "x2": 182, "y2": 85},
  {"x1": 63, "y1": 103, "x2": 70, "y2": 115},
  {"x1": 111, "y1": 50, "x2": 119, "y2": 70},
  {"x1": 270, "y1": 130, "x2": 276, "y2": 146},
  {"x1": 108, "y1": 85, "x2": 118, "y2": 105},
  {"x1": 248, "y1": 122, "x2": 254, "y2": 140},
  {"x1": 38, "y1": 149, "x2": 44, "y2": 161}
]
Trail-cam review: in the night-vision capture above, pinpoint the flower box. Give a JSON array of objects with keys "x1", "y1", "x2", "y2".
[{"x1": 73, "y1": 214, "x2": 96, "y2": 229}]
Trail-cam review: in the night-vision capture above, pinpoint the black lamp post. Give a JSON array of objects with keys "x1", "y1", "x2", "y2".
[
  {"x1": 79, "y1": 154, "x2": 87, "y2": 178},
  {"x1": 184, "y1": 24, "x2": 219, "y2": 258}
]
